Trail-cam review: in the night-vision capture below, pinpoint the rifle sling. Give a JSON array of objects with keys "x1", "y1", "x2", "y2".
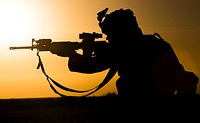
[{"x1": 36, "y1": 51, "x2": 117, "y2": 97}]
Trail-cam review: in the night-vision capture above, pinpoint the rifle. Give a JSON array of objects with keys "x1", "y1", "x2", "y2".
[
  {"x1": 9, "y1": 32, "x2": 115, "y2": 97},
  {"x1": 9, "y1": 32, "x2": 108, "y2": 57}
]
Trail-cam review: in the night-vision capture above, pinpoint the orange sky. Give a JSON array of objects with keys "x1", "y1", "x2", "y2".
[{"x1": 0, "y1": 0, "x2": 199, "y2": 99}]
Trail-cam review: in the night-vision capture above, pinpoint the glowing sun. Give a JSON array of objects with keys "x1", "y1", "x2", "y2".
[{"x1": 0, "y1": 1, "x2": 33, "y2": 45}]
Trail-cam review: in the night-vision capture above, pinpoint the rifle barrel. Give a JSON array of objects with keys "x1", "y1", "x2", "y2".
[{"x1": 9, "y1": 46, "x2": 37, "y2": 50}]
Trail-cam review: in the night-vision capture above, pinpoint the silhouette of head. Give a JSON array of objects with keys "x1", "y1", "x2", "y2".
[{"x1": 98, "y1": 8, "x2": 142, "y2": 42}]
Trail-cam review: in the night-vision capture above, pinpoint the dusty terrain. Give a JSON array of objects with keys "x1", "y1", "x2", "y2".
[{"x1": 0, "y1": 94, "x2": 200, "y2": 123}]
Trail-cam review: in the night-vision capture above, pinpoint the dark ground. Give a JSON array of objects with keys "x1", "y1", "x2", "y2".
[{"x1": 0, "y1": 94, "x2": 200, "y2": 123}]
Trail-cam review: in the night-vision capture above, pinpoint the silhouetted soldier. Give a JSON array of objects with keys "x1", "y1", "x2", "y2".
[{"x1": 50, "y1": 8, "x2": 198, "y2": 100}]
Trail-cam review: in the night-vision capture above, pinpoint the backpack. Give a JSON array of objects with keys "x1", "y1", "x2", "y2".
[{"x1": 150, "y1": 33, "x2": 199, "y2": 98}]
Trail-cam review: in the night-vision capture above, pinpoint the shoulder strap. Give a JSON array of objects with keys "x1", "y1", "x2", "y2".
[
  {"x1": 83, "y1": 65, "x2": 117, "y2": 97},
  {"x1": 36, "y1": 51, "x2": 117, "y2": 97}
]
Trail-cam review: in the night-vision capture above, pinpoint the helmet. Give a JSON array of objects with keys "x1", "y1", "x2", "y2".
[{"x1": 97, "y1": 8, "x2": 142, "y2": 36}]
